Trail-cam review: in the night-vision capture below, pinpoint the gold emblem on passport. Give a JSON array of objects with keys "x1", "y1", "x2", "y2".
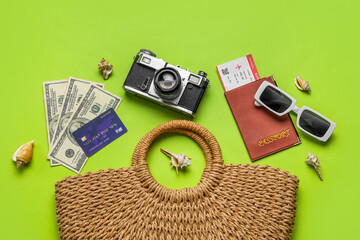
[{"x1": 257, "y1": 129, "x2": 290, "y2": 147}]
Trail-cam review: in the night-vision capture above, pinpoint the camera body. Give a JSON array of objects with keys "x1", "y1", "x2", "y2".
[{"x1": 123, "y1": 49, "x2": 209, "y2": 117}]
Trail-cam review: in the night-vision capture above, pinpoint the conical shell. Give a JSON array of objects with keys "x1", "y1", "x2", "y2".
[
  {"x1": 12, "y1": 141, "x2": 34, "y2": 168},
  {"x1": 160, "y1": 148, "x2": 191, "y2": 174},
  {"x1": 305, "y1": 152, "x2": 323, "y2": 181},
  {"x1": 295, "y1": 75, "x2": 311, "y2": 92}
]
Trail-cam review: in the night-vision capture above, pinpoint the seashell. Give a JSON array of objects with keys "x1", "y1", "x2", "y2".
[
  {"x1": 160, "y1": 148, "x2": 191, "y2": 174},
  {"x1": 295, "y1": 75, "x2": 311, "y2": 92},
  {"x1": 305, "y1": 152, "x2": 322, "y2": 181},
  {"x1": 98, "y1": 58, "x2": 113, "y2": 80},
  {"x1": 12, "y1": 141, "x2": 34, "y2": 168}
]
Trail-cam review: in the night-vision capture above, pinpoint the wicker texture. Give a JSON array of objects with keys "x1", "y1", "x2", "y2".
[{"x1": 55, "y1": 120, "x2": 299, "y2": 240}]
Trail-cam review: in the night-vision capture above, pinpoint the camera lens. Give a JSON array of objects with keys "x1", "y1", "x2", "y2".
[
  {"x1": 158, "y1": 73, "x2": 177, "y2": 90},
  {"x1": 154, "y1": 68, "x2": 181, "y2": 100}
]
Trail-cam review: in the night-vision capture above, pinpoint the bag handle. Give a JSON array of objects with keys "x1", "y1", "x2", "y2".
[
  {"x1": 132, "y1": 120, "x2": 224, "y2": 167},
  {"x1": 131, "y1": 120, "x2": 224, "y2": 201}
]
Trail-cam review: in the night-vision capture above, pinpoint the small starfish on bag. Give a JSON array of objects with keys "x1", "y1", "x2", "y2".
[{"x1": 160, "y1": 148, "x2": 191, "y2": 174}]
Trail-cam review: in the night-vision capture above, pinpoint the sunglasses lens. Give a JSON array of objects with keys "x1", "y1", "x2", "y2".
[
  {"x1": 259, "y1": 86, "x2": 292, "y2": 113},
  {"x1": 299, "y1": 110, "x2": 331, "y2": 137}
]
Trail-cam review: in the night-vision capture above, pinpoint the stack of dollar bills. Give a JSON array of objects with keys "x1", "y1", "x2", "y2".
[{"x1": 43, "y1": 77, "x2": 122, "y2": 173}]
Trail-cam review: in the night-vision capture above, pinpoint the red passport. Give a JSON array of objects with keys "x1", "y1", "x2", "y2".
[{"x1": 225, "y1": 76, "x2": 301, "y2": 161}]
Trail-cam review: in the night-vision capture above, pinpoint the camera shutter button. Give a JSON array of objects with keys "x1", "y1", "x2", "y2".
[{"x1": 198, "y1": 71, "x2": 207, "y2": 78}]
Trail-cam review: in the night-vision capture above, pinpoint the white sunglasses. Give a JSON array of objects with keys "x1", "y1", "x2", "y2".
[{"x1": 254, "y1": 81, "x2": 336, "y2": 142}]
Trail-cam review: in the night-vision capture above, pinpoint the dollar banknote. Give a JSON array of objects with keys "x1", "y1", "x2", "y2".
[
  {"x1": 48, "y1": 84, "x2": 122, "y2": 173},
  {"x1": 49, "y1": 77, "x2": 104, "y2": 166},
  {"x1": 43, "y1": 79, "x2": 68, "y2": 147}
]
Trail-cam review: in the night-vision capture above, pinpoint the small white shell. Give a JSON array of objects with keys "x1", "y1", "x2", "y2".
[
  {"x1": 160, "y1": 148, "x2": 191, "y2": 174},
  {"x1": 295, "y1": 75, "x2": 311, "y2": 92},
  {"x1": 305, "y1": 152, "x2": 322, "y2": 181}
]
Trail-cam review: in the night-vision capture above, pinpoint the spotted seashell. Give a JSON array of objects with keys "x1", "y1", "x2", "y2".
[
  {"x1": 98, "y1": 58, "x2": 113, "y2": 80},
  {"x1": 295, "y1": 75, "x2": 311, "y2": 92}
]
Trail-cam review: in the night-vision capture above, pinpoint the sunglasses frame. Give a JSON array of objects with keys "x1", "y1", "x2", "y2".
[{"x1": 254, "y1": 81, "x2": 336, "y2": 142}]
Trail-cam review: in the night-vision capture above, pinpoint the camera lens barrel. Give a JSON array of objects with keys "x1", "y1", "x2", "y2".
[{"x1": 154, "y1": 68, "x2": 182, "y2": 100}]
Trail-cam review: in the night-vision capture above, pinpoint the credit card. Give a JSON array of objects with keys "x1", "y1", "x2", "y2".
[
  {"x1": 216, "y1": 54, "x2": 260, "y2": 92},
  {"x1": 72, "y1": 108, "x2": 127, "y2": 157}
]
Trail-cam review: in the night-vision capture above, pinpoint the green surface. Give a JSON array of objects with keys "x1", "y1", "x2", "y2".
[{"x1": 0, "y1": 0, "x2": 359, "y2": 239}]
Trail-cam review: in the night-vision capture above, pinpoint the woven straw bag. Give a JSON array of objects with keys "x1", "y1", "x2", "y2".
[{"x1": 55, "y1": 120, "x2": 299, "y2": 240}]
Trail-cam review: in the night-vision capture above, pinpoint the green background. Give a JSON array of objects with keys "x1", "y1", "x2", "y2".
[{"x1": 0, "y1": 0, "x2": 359, "y2": 239}]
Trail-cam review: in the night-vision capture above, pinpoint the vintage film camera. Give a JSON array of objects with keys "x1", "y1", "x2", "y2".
[{"x1": 123, "y1": 49, "x2": 209, "y2": 117}]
